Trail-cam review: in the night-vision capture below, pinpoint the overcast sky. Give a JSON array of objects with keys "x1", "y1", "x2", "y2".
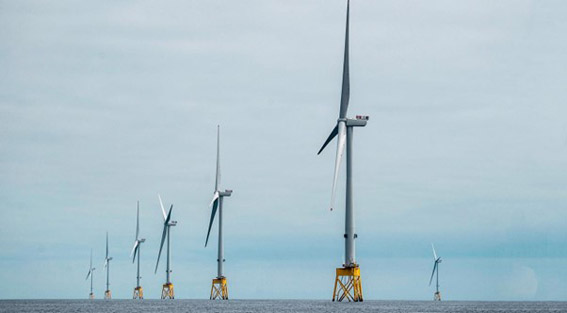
[{"x1": 1, "y1": 0, "x2": 567, "y2": 300}]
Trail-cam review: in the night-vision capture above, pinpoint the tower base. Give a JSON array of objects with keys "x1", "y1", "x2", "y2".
[
  {"x1": 161, "y1": 282, "x2": 175, "y2": 299},
  {"x1": 104, "y1": 290, "x2": 112, "y2": 299},
  {"x1": 210, "y1": 277, "x2": 229, "y2": 300},
  {"x1": 89, "y1": 293, "x2": 94, "y2": 300},
  {"x1": 434, "y1": 291, "x2": 441, "y2": 301},
  {"x1": 332, "y1": 266, "x2": 363, "y2": 302},
  {"x1": 133, "y1": 286, "x2": 144, "y2": 299}
]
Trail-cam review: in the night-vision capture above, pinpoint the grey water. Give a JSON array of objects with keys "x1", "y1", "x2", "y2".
[{"x1": 1, "y1": 300, "x2": 566, "y2": 313}]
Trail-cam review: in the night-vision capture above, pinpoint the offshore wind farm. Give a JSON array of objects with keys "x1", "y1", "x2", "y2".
[{"x1": 2, "y1": 0, "x2": 567, "y2": 311}]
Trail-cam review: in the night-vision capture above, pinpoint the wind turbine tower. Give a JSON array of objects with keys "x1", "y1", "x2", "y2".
[
  {"x1": 317, "y1": 0, "x2": 367, "y2": 302},
  {"x1": 104, "y1": 232, "x2": 113, "y2": 299},
  {"x1": 155, "y1": 194, "x2": 177, "y2": 299},
  {"x1": 429, "y1": 244, "x2": 442, "y2": 301},
  {"x1": 205, "y1": 125, "x2": 233, "y2": 300},
  {"x1": 131, "y1": 201, "x2": 146, "y2": 299},
  {"x1": 85, "y1": 249, "x2": 96, "y2": 299}
]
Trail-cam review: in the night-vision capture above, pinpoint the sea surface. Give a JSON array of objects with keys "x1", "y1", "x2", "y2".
[{"x1": 1, "y1": 300, "x2": 566, "y2": 313}]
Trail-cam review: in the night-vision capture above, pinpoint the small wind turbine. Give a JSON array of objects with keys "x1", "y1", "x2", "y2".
[
  {"x1": 204, "y1": 125, "x2": 233, "y2": 300},
  {"x1": 104, "y1": 232, "x2": 113, "y2": 299},
  {"x1": 85, "y1": 249, "x2": 95, "y2": 299},
  {"x1": 155, "y1": 194, "x2": 177, "y2": 299},
  {"x1": 429, "y1": 244, "x2": 442, "y2": 301},
  {"x1": 317, "y1": 0, "x2": 367, "y2": 302},
  {"x1": 131, "y1": 201, "x2": 146, "y2": 299}
]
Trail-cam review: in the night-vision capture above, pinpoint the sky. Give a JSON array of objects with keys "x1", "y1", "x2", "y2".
[{"x1": 1, "y1": 0, "x2": 567, "y2": 300}]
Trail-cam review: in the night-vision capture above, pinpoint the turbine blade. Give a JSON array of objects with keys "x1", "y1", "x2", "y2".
[
  {"x1": 204, "y1": 198, "x2": 219, "y2": 247},
  {"x1": 155, "y1": 224, "x2": 168, "y2": 274},
  {"x1": 156, "y1": 205, "x2": 174, "y2": 270},
  {"x1": 106, "y1": 232, "x2": 109, "y2": 259},
  {"x1": 330, "y1": 122, "x2": 346, "y2": 210},
  {"x1": 132, "y1": 242, "x2": 139, "y2": 263},
  {"x1": 130, "y1": 240, "x2": 139, "y2": 258},
  {"x1": 165, "y1": 205, "x2": 173, "y2": 225},
  {"x1": 158, "y1": 194, "x2": 167, "y2": 220},
  {"x1": 215, "y1": 125, "x2": 221, "y2": 191},
  {"x1": 136, "y1": 201, "x2": 140, "y2": 240},
  {"x1": 429, "y1": 262, "x2": 438, "y2": 286},
  {"x1": 432, "y1": 243, "x2": 438, "y2": 260},
  {"x1": 104, "y1": 258, "x2": 108, "y2": 269},
  {"x1": 338, "y1": 0, "x2": 350, "y2": 119},
  {"x1": 86, "y1": 269, "x2": 91, "y2": 280},
  {"x1": 208, "y1": 191, "x2": 220, "y2": 209},
  {"x1": 317, "y1": 125, "x2": 339, "y2": 155}
]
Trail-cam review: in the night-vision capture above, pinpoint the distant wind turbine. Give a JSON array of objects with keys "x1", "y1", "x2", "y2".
[
  {"x1": 205, "y1": 125, "x2": 233, "y2": 300},
  {"x1": 155, "y1": 194, "x2": 177, "y2": 299},
  {"x1": 429, "y1": 244, "x2": 442, "y2": 301},
  {"x1": 104, "y1": 232, "x2": 113, "y2": 299},
  {"x1": 131, "y1": 201, "x2": 146, "y2": 299},
  {"x1": 85, "y1": 249, "x2": 95, "y2": 299}
]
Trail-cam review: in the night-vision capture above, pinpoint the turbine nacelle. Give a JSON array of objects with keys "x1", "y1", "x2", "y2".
[
  {"x1": 219, "y1": 190, "x2": 232, "y2": 197},
  {"x1": 345, "y1": 116, "x2": 368, "y2": 127}
]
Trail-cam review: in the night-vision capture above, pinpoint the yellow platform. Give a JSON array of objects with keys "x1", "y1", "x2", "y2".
[
  {"x1": 332, "y1": 266, "x2": 363, "y2": 302},
  {"x1": 161, "y1": 283, "x2": 174, "y2": 299},
  {"x1": 210, "y1": 277, "x2": 228, "y2": 300},
  {"x1": 133, "y1": 286, "x2": 144, "y2": 299}
]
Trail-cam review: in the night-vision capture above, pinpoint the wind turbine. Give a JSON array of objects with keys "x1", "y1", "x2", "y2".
[
  {"x1": 429, "y1": 244, "x2": 442, "y2": 301},
  {"x1": 85, "y1": 249, "x2": 96, "y2": 299},
  {"x1": 104, "y1": 232, "x2": 113, "y2": 299},
  {"x1": 205, "y1": 125, "x2": 233, "y2": 300},
  {"x1": 155, "y1": 194, "x2": 177, "y2": 299},
  {"x1": 131, "y1": 201, "x2": 146, "y2": 299},
  {"x1": 318, "y1": 0, "x2": 367, "y2": 302}
]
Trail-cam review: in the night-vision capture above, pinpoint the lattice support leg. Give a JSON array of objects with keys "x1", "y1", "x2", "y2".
[
  {"x1": 89, "y1": 293, "x2": 94, "y2": 300},
  {"x1": 104, "y1": 290, "x2": 112, "y2": 299},
  {"x1": 210, "y1": 277, "x2": 229, "y2": 300},
  {"x1": 161, "y1": 283, "x2": 175, "y2": 299},
  {"x1": 332, "y1": 266, "x2": 363, "y2": 302}
]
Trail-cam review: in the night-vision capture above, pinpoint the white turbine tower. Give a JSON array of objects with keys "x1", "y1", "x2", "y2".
[
  {"x1": 155, "y1": 194, "x2": 177, "y2": 299},
  {"x1": 317, "y1": 0, "x2": 367, "y2": 302},
  {"x1": 429, "y1": 244, "x2": 442, "y2": 301},
  {"x1": 85, "y1": 249, "x2": 96, "y2": 299},
  {"x1": 103, "y1": 232, "x2": 113, "y2": 299},
  {"x1": 131, "y1": 201, "x2": 146, "y2": 299},
  {"x1": 205, "y1": 125, "x2": 233, "y2": 300}
]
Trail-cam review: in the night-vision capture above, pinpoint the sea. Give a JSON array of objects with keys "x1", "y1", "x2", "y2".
[{"x1": 1, "y1": 300, "x2": 566, "y2": 313}]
